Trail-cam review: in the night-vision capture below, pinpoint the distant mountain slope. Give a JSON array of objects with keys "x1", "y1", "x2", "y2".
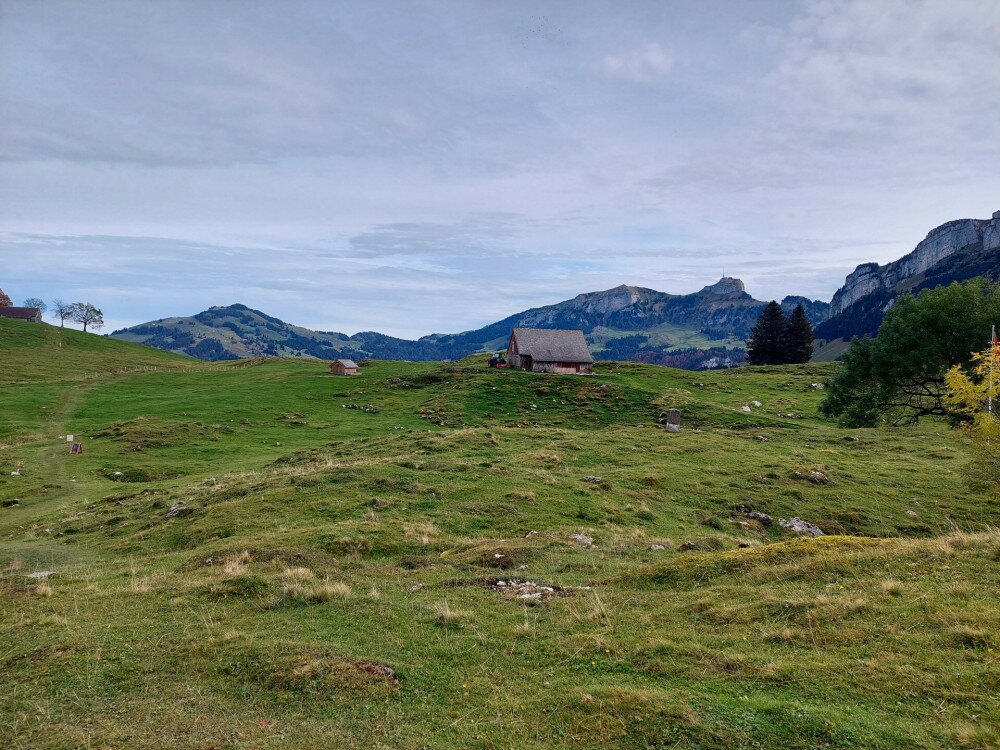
[
  {"x1": 110, "y1": 278, "x2": 829, "y2": 368},
  {"x1": 817, "y1": 211, "x2": 1000, "y2": 341}
]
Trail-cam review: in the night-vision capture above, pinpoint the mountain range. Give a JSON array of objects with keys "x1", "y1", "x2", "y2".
[{"x1": 110, "y1": 211, "x2": 998, "y2": 368}]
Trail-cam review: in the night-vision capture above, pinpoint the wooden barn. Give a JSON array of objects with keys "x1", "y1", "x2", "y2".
[
  {"x1": 329, "y1": 358, "x2": 359, "y2": 376},
  {"x1": 0, "y1": 307, "x2": 42, "y2": 323},
  {"x1": 506, "y1": 328, "x2": 594, "y2": 375}
]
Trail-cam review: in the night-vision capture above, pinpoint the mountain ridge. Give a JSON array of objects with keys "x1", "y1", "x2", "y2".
[
  {"x1": 110, "y1": 278, "x2": 829, "y2": 369},
  {"x1": 817, "y1": 211, "x2": 1000, "y2": 341}
]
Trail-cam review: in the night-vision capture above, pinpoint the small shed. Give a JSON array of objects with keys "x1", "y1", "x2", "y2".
[
  {"x1": 0, "y1": 307, "x2": 42, "y2": 323},
  {"x1": 329, "y1": 358, "x2": 359, "y2": 376},
  {"x1": 506, "y1": 328, "x2": 594, "y2": 375}
]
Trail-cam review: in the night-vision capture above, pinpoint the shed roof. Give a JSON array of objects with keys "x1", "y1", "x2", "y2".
[
  {"x1": 333, "y1": 358, "x2": 359, "y2": 368},
  {"x1": 510, "y1": 328, "x2": 593, "y2": 363},
  {"x1": 0, "y1": 307, "x2": 41, "y2": 321}
]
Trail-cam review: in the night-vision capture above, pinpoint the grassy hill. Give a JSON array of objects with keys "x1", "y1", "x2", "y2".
[{"x1": 1, "y1": 323, "x2": 998, "y2": 749}]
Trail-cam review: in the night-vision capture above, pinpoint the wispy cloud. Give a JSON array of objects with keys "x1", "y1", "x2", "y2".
[{"x1": 600, "y1": 43, "x2": 674, "y2": 82}]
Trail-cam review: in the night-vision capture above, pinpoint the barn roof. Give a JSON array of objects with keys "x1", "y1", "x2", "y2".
[
  {"x1": 510, "y1": 328, "x2": 593, "y2": 363},
  {"x1": 333, "y1": 358, "x2": 359, "y2": 368},
  {"x1": 0, "y1": 307, "x2": 41, "y2": 321}
]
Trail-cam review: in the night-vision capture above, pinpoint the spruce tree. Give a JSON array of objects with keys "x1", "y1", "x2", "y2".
[
  {"x1": 785, "y1": 303, "x2": 814, "y2": 364},
  {"x1": 746, "y1": 301, "x2": 787, "y2": 365}
]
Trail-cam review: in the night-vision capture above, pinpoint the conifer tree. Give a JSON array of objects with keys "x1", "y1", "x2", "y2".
[
  {"x1": 746, "y1": 301, "x2": 787, "y2": 365},
  {"x1": 785, "y1": 303, "x2": 814, "y2": 364}
]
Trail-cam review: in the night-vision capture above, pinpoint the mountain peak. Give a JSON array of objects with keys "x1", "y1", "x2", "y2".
[{"x1": 699, "y1": 277, "x2": 746, "y2": 295}]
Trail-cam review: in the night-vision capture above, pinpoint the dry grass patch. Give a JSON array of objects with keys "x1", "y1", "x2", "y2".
[
  {"x1": 403, "y1": 522, "x2": 440, "y2": 546},
  {"x1": 433, "y1": 599, "x2": 473, "y2": 628}
]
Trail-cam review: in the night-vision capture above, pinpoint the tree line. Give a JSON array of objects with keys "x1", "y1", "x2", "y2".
[
  {"x1": 745, "y1": 302, "x2": 814, "y2": 365},
  {"x1": 18, "y1": 297, "x2": 105, "y2": 332}
]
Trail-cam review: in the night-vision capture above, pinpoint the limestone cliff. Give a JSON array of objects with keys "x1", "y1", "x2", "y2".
[
  {"x1": 830, "y1": 212, "x2": 1000, "y2": 316},
  {"x1": 817, "y1": 211, "x2": 1000, "y2": 342}
]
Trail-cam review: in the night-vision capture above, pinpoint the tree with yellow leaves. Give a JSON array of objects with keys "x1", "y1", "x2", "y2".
[{"x1": 944, "y1": 345, "x2": 1000, "y2": 492}]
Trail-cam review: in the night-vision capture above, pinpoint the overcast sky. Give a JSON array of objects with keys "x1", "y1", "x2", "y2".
[{"x1": 2, "y1": 0, "x2": 998, "y2": 337}]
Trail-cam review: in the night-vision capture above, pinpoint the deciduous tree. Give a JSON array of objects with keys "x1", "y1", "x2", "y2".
[
  {"x1": 944, "y1": 348, "x2": 1000, "y2": 492},
  {"x1": 52, "y1": 299, "x2": 74, "y2": 327},
  {"x1": 821, "y1": 280, "x2": 1000, "y2": 426},
  {"x1": 23, "y1": 297, "x2": 47, "y2": 313},
  {"x1": 71, "y1": 303, "x2": 104, "y2": 333}
]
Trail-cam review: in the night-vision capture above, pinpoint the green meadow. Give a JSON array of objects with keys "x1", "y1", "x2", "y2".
[{"x1": 1, "y1": 317, "x2": 998, "y2": 749}]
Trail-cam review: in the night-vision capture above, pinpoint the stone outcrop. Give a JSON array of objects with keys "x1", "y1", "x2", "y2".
[{"x1": 830, "y1": 212, "x2": 1000, "y2": 316}]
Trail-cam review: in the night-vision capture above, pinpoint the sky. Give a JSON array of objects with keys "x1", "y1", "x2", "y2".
[{"x1": 1, "y1": 0, "x2": 998, "y2": 338}]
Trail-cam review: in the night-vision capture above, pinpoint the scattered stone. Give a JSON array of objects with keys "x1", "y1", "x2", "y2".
[
  {"x1": 26, "y1": 571, "x2": 54, "y2": 579},
  {"x1": 113, "y1": 471, "x2": 124, "y2": 477},
  {"x1": 810, "y1": 383, "x2": 825, "y2": 390},
  {"x1": 779, "y1": 517, "x2": 825, "y2": 536},
  {"x1": 568, "y1": 533, "x2": 593, "y2": 547},
  {"x1": 524, "y1": 530, "x2": 538, "y2": 538},
  {"x1": 2, "y1": 498, "x2": 20, "y2": 508},
  {"x1": 747, "y1": 511, "x2": 773, "y2": 526},
  {"x1": 843, "y1": 436, "x2": 860, "y2": 442},
  {"x1": 741, "y1": 406, "x2": 752, "y2": 413},
  {"x1": 582, "y1": 476, "x2": 603, "y2": 483},
  {"x1": 493, "y1": 553, "x2": 505, "y2": 559},
  {"x1": 678, "y1": 541, "x2": 698, "y2": 552},
  {"x1": 808, "y1": 470, "x2": 829, "y2": 484},
  {"x1": 650, "y1": 543, "x2": 666, "y2": 551},
  {"x1": 488, "y1": 578, "x2": 561, "y2": 601},
  {"x1": 755, "y1": 435, "x2": 769, "y2": 442},
  {"x1": 906, "y1": 509, "x2": 918, "y2": 517},
  {"x1": 665, "y1": 423, "x2": 681, "y2": 433},
  {"x1": 165, "y1": 503, "x2": 192, "y2": 519},
  {"x1": 751, "y1": 400, "x2": 762, "y2": 408},
  {"x1": 408, "y1": 583, "x2": 424, "y2": 593},
  {"x1": 10, "y1": 470, "x2": 21, "y2": 477}
]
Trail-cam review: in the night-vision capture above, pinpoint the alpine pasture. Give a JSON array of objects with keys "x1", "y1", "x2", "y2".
[{"x1": 1, "y1": 318, "x2": 998, "y2": 749}]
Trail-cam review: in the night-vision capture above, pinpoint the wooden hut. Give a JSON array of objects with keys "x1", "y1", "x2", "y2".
[
  {"x1": 0, "y1": 307, "x2": 42, "y2": 323},
  {"x1": 506, "y1": 328, "x2": 594, "y2": 375},
  {"x1": 329, "y1": 358, "x2": 359, "y2": 376}
]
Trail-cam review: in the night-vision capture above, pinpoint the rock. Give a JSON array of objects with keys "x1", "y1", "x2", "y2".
[
  {"x1": 26, "y1": 571, "x2": 54, "y2": 579},
  {"x1": 741, "y1": 406, "x2": 752, "y2": 413},
  {"x1": 678, "y1": 541, "x2": 698, "y2": 552},
  {"x1": 524, "y1": 530, "x2": 538, "y2": 538},
  {"x1": 843, "y1": 436, "x2": 860, "y2": 442},
  {"x1": 650, "y1": 544, "x2": 666, "y2": 551},
  {"x1": 568, "y1": 533, "x2": 593, "y2": 547},
  {"x1": 751, "y1": 400, "x2": 762, "y2": 408},
  {"x1": 810, "y1": 383, "x2": 825, "y2": 390},
  {"x1": 747, "y1": 511, "x2": 773, "y2": 526},
  {"x1": 165, "y1": 503, "x2": 192, "y2": 519},
  {"x1": 665, "y1": 423, "x2": 681, "y2": 433},
  {"x1": 808, "y1": 470, "x2": 829, "y2": 484},
  {"x1": 10, "y1": 470, "x2": 20, "y2": 477},
  {"x1": 755, "y1": 435, "x2": 769, "y2": 441},
  {"x1": 582, "y1": 476, "x2": 603, "y2": 483},
  {"x1": 408, "y1": 583, "x2": 424, "y2": 593},
  {"x1": 779, "y1": 517, "x2": 825, "y2": 536},
  {"x1": 906, "y1": 509, "x2": 918, "y2": 517}
]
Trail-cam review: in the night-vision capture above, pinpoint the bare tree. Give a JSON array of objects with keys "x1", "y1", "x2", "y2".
[
  {"x1": 52, "y1": 299, "x2": 74, "y2": 328},
  {"x1": 23, "y1": 297, "x2": 47, "y2": 314},
  {"x1": 71, "y1": 303, "x2": 104, "y2": 333}
]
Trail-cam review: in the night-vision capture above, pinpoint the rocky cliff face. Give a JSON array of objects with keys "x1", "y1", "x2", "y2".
[
  {"x1": 830, "y1": 212, "x2": 1000, "y2": 315},
  {"x1": 817, "y1": 211, "x2": 1000, "y2": 342}
]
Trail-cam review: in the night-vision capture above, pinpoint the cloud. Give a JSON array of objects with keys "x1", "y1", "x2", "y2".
[{"x1": 599, "y1": 43, "x2": 674, "y2": 81}]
